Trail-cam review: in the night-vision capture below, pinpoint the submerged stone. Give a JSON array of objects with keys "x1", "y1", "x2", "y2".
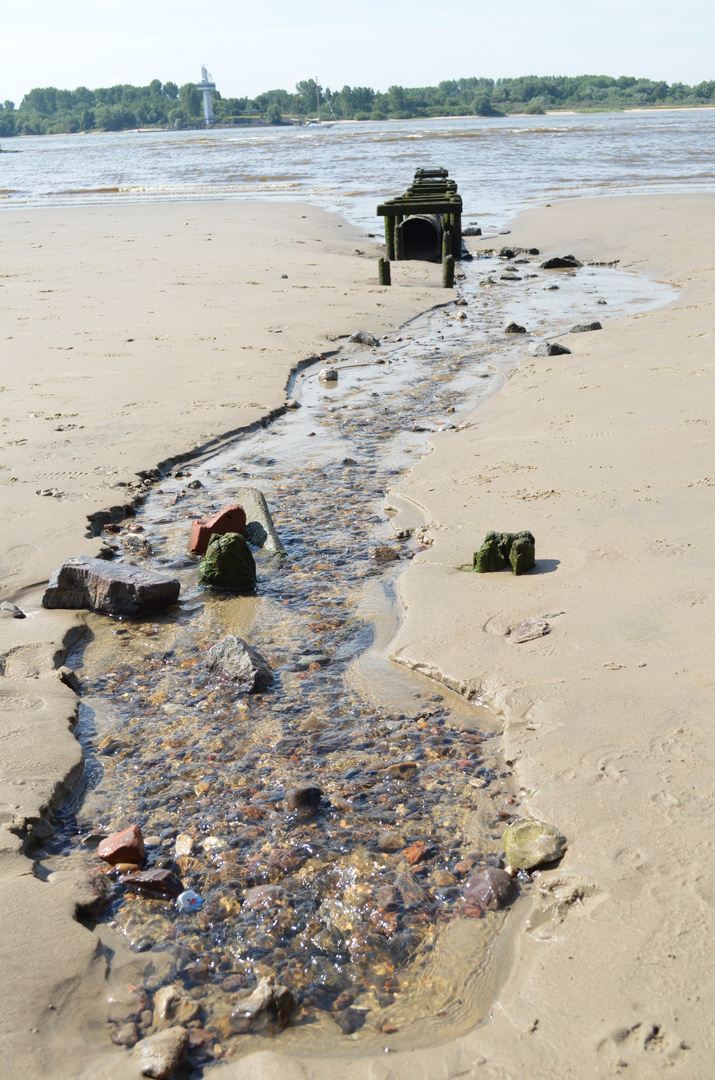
[
  {"x1": 205, "y1": 635, "x2": 272, "y2": 692},
  {"x1": 503, "y1": 819, "x2": 567, "y2": 870},
  {"x1": 462, "y1": 866, "x2": 514, "y2": 910},
  {"x1": 42, "y1": 557, "x2": 179, "y2": 617},
  {"x1": 198, "y1": 532, "x2": 256, "y2": 591}
]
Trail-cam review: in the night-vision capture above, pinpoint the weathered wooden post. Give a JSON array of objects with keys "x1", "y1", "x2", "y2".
[
  {"x1": 378, "y1": 257, "x2": 391, "y2": 285},
  {"x1": 384, "y1": 216, "x2": 395, "y2": 260},
  {"x1": 442, "y1": 224, "x2": 453, "y2": 263},
  {"x1": 442, "y1": 254, "x2": 455, "y2": 289}
]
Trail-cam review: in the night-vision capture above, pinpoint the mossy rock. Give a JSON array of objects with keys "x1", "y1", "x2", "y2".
[
  {"x1": 503, "y1": 819, "x2": 567, "y2": 870},
  {"x1": 473, "y1": 530, "x2": 535, "y2": 575},
  {"x1": 198, "y1": 532, "x2": 256, "y2": 592}
]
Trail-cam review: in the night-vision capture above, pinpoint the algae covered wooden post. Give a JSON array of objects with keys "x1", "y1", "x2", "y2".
[
  {"x1": 384, "y1": 215, "x2": 395, "y2": 260},
  {"x1": 442, "y1": 254, "x2": 455, "y2": 288},
  {"x1": 378, "y1": 257, "x2": 391, "y2": 285}
]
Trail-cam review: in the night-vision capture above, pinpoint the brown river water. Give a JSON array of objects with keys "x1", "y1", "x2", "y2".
[{"x1": 36, "y1": 251, "x2": 675, "y2": 1070}]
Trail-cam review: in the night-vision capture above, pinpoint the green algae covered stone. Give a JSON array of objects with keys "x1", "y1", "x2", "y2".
[
  {"x1": 503, "y1": 819, "x2": 567, "y2": 870},
  {"x1": 473, "y1": 530, "x2": 535, "y2": 575},
  {"x1": 508, "y1": 532, "x2": 536, "y2": 575},
  {"x1": 198, "y1": 532, "x2": 256, "y2": 592}
]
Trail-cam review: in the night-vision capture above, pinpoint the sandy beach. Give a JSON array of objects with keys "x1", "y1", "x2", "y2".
[{"x1": 1, "y1": 192, "x2": 714, "y2": 1078}]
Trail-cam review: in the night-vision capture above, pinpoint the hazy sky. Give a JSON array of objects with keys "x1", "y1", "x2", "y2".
[{"x1": 3, "y1": 0, "x2": 713, "y2": 103}]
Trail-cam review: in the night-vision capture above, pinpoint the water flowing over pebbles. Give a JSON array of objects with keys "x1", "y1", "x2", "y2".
[{"x1": 36, "y1": 253, "x2": 674, "y2": 1064}]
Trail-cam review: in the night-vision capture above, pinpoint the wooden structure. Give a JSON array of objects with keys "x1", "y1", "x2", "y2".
[{"x1": 377, "y1": 168, "x2": 463, "y2": 263}]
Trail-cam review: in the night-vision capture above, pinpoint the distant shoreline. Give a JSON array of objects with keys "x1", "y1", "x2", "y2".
[{"x1": 5, "y1": 102, "x2": 715, "y2": 139}]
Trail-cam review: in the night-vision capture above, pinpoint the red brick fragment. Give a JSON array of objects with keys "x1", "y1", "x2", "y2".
[
  {"x1": 189, "y1": 504, "x2": 247, "y2": 555},
  {"x1": 97, "y1": 824, "x2": 145, "y2": 867}
]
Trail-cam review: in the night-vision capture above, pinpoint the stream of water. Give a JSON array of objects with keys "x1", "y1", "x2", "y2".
[{"x1": 35, "y1": 249, "x2": 676, "y2": 1070}]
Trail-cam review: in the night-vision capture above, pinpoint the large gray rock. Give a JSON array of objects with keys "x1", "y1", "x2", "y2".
[
  {"x1": 134, "y1": 1026, "x2": 188, "y2": 1078},
  {"x1": 348, "y1": 330, "x2": 380, "y2": 346},
  {"x1": 528, "y1": 340, "x2": 571, "y2": 357},
  {"x1": 206, "y1": 635, "x2": 272, "y2": 692},
  {"x1": 571, "y1": 320, "x2": 602, "y2": 333},
  {"x1": 42, "y1": 557, "x2": 179, "y2": 617}
]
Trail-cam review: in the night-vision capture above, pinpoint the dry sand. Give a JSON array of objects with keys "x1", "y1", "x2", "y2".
[{"x1": 1, "y1": 193, "x2": 714, "y2": 1078}]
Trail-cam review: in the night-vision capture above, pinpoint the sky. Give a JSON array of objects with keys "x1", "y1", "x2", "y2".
[{"x1": 2, "y1": 0, "x2": 714, "y2": 104}]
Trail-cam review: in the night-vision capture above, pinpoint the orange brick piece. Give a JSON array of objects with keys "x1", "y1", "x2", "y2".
[
  {"x1": 189, "y1": 504, "x2": 247, "y2": 555},
  {"x1": 97, "y1": 824, "x2": 145, "y2": 867}
]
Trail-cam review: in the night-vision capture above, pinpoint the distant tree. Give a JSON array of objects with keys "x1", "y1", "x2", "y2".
[
  {"x1": 265, "y1": 102, "x2": 282, "y2": 124},
  {"x1": 163, "y1": 81, "x2": 179, "y2": 100},
  {"x1": 79, "y1": 108, "x2": 95, "y2": 130},
  {"x1": 179, "y1": 83, "x2": 202, "y2": 118}
]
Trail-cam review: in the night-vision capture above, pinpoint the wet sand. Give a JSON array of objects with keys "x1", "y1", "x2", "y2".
[{"x1": 1, "y1": 193, "x2": 714, "y2": 1077}]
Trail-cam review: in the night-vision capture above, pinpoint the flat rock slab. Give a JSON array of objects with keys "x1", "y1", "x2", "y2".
[
  {"x1": 511, "y1": 618, "x2": 550, "y2": 643},
  {"x1": 42, "y1": 557, "x2": 180, "y2": 617}
]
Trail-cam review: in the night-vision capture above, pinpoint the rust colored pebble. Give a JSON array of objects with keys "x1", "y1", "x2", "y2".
[
  {"x1": 382, "y1": 1023, "x2": 399, "y2": 1034},
  {"x1": 189, "y1": 504, "x2": 247, "y2": 555},
  {"x1": 403, "y1": 840, "x2": 430, "y2": 866},
  {"x1": 461, "y1": 903, "x2": 484, "y2": 919},
  {"x1": 97, "y1": 824, "x2": 145, "y2": 867}
]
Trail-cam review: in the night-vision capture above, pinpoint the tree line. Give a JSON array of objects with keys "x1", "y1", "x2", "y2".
[{"x1": 1, "y1": 74, "x2": 715, "y2": 136}]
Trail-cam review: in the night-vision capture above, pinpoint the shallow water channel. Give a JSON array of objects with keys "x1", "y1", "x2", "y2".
[{"x1": 38, "y1": 250, "x2": 675, "y2": 1069}]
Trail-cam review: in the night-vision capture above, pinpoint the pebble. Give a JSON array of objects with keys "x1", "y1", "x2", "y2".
[
  {"x1": 174, "y1": 833, "x2": 195, "y2": 857},
  {"x1": 0, "y1": 601, "x2": 26, "y2": 619},
  {"x1": 152, "y1": 985, "x2": 201, "y2": 1029},
  {"x1": 463, "y1": 867, "x2": 514, "y2": 910},
  {"x1": 111, "y1": 1022, "x2": 138, "y2": 1047},
  {"x1": 285, "y1": 785, "x2": 323, "y2": 811},
  {"x1": 571, "y1": 320, "x2": 602, "y2": 333},
  {"x1": 120, "y1": 868, "x2": 183, "y2": 899},
  {"x1": 134, "y1": 1026, "x2": 188, "y2": 1079},
  {"x1": 372, "y1": 545, "x2": 400, "y2": 562}
]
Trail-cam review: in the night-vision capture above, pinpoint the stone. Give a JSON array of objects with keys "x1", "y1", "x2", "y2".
[
  {"x1": 205, "y1": 635, "x2": 272, "y2": 692},
  {"x1": 0, "y1": 601, "x2": 25, "y2": 619},
  {"x1": 189, "y1": 503, "x2": 247, "y2": 555},
  {"x1": 243, "y1": 884, "x2": 289, "y2": 911},
  {"x1": 528, "y1": 340, "x2": 571, "y2": 356},
  {"x1": 56, "y1": 665, "x2": 80, "y2": 692},
  {"x1": 463, "y1": 867, "x2": 514, "y2": 910},
  {"x1": 134, "y1": 1026, "x2": 189, "y2": 1079},
  {"x1": 97, "y1": 824, "x2": 145, "y2": 867},
  {"x1": 502, "y1": 819, "x2": 567, "y2": 869},
  {"x1": 120, "y1": 868, "x2": 183, "y2": 898},
  {"x1": 123, "y1": 533, "x2": 151, "y2": 554},
  {"x1": 402, "y1": 840, "x2": 430, "y2": 865},
  {"x1": 111, "y1": 1022, "x2": 139, "y2": 1047},
  {"x1": 509, "y1": 533, "x2": 536, "y2": 575},
  {"x1": 371, "y1": 545, "x2": 400, "y2": 562},
  {"x1": 319, "y1": 367, "x2": 338, "y2": 382},
  {"x1": 511, "y1": 618, "x2": 550, "y2": 644},
  {"x1": 348, "y1": 330, "x2": 380, "y2": 346},
  {"x1": 505, "y1": 321, "x2": 526, "y2": 333},
  {"x1": 473, "y1": 531, "x2": 535, "y2": 575},
  {"x1": 571, "y1": 320, "x2": 602, "y2": 333},
  {"x1": 42, "y1": 557, "x2": 180, "y2": 617},
  {"x1": 286, "y1": 398, "x2": 301, "y2": 409},
  {"x1": 198, "y1": 532, "x2": 256, "y2": 591},
  {"x1": 334, "y1": 1007, "x2": 366, "y2": 1034},
  {"x1": 385, "y1": 761, "x2": 418, "y2": 780},
  {"x1": 378, "y1": 831, "x2": 406, "y2": 852},
  {"x1": 285, "y1": 785, "x2": 323, "y2": 812},
  {"x1": 540, "y1": 254, "x2": 582, "y2": 269},
  {"x1": 174, "y1": 833, "x2": 195, "y2": 857},
  {"x1": 152, "y1": 985, "x2": 201, "y2": 1030},
  {"x1": 498, "y1": 247, "x2": 515, "y2": 259},
  {"x1": 230, "y1": 976, "x2": 295, "y2": 1030}
]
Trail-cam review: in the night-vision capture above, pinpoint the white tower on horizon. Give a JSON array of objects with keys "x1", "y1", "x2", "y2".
[{"x1": 197, "y1": 66, "x2": 216, "y2": 125}]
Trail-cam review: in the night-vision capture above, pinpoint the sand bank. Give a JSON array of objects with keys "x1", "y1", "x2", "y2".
[
  {"x1": 0, "y1": 202, "x2": 445, "y2": 1078},
  {"x1": 2, "y1": 192, "x2": 714, "y2": 1078}
]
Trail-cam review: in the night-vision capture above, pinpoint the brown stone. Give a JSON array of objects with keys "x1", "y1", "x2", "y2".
[
  {"x1": 243, "y1": 884, "x2": 288, "y2": 911},
  {"x1": 120, "y1": 868, "x2": 183, "y2": 899},
  {"x1": 189, "y1": 504, "x2": 247, "y2": 555},
  {"x1": 403, "y1": 840, "x2": 431, "y2": 866},
  {"x1": 284, "y1": 785, "x2": 323, "y2": 811},
  {"x1": 97, "y1": 824, "x2": 145, "y2": 867},
  {"x1": 462, "y1": 867, "x2": 514, "y2": 910}
]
